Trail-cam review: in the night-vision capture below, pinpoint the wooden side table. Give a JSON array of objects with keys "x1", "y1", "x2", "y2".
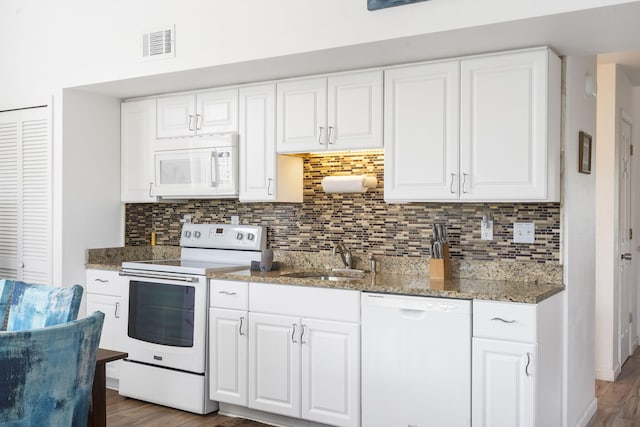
[{"x1": 89, "y1": 348, "x2": 128, "y2": 427}]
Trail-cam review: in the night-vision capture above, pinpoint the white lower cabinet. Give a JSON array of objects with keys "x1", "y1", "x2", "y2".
[
  {"x1": 209, "y1": 308, "x2": 248, "y2": 406},
  {"x1": 472, "y1": 338, "x2": 536, "y2": 427},
  {"x1": 472, "y1": 293, "x2": 563, "y2": 427},
  {"x1": 238, "y1": 282, "x2": 360, "y2": 427},
  {"x1": 86, "y1": 269, "x2": 125, "y2": 389}
]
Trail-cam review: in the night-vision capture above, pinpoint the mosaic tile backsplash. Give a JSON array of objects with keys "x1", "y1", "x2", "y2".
[{"x1": 125, "y1": 152, "x2": 560, "y2": 263}]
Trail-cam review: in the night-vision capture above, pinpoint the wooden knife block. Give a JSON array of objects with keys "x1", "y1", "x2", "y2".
[{"x1": 429, "y1": 243, "x2": 451, "y2": 280}]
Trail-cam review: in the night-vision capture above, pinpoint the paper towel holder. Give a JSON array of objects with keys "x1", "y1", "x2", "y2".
[{"x1": 321, "y1": 175, "x2": 378, "y2": 193}]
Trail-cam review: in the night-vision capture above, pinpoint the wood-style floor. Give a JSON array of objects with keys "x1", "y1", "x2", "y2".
[
  {"x1": 107, "y1": 347, "x2": 640, "y2": 427},
  {"x1": 106, "y1": 389, "x2": 267, "y2": 426},
  {"x1": 588, "y1": 347, "x2": 640, "y2": 426}
]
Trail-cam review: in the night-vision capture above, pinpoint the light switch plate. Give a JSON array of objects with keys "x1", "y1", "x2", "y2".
[
  {"x1": 481, "y1": 220, "x2": 494, "y2": 240},
  {"x1": 513, "y1": 222, "x2": 535, "y2": 243}
]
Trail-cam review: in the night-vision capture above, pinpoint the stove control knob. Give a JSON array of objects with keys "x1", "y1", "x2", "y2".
[
  {"x1": 247, "y1": 233, "x2": 255, "y2": 241},
  {"x1": 194, "y1": 231, "x2": 201, "y2": 238},
  {"x1": 235, "y1": 232, "x2": 243, "y2": 240},
  {"x1": 184, "y1": 231, "x2": 192, "y2": 238}
]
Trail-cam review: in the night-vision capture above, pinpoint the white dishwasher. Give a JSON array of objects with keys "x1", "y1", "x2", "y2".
[{"x1": 361, "y1": 293, "x2": 472, "y2": 427}]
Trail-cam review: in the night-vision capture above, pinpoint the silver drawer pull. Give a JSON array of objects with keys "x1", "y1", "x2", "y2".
[
  {"x1": 491, "y1": 317, "x2": 517, "y2": 324},
  {"x1": 239, "y1": 316, "x2": 245, "y2": 336},
  {"x1": 95, "y1": 278, "x2": 109, "y2": 283},
  {"x1": 218, "y1": 291, "x2": 237, "y2": 296},
  {"x1": 525, "y1": 352, "x2": 532, "y2": 376},
  {"x1": 291, "y1": 324, "x2": 298, "y2": 343}
]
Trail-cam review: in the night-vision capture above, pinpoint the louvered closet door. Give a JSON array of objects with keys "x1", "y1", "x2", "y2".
[
  {"x1": 0, "y1": 111, "x2": 19, "y2": 278},
  {"x1": 0, "y1": 107, "x2": 50, "y2": 283}
]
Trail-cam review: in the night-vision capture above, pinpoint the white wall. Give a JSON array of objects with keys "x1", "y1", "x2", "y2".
[
  {"x1": 56, "y1": 90, "x2": 123, "y2": 306},
  {"x1": 595, "y1": 64, "x2": 634, "y2": 381},
  {"x1": 1, "y1": 0, "x2": 638, "y2": 109},
  {"x1": 635, "y1": 87, "x2": 640, "y2": 342},
  {"x1": 563, "y1": 56, "x2": 598, "y2": 427}
]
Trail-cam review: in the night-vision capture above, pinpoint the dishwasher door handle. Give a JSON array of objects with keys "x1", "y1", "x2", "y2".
[{"x1": 400, "y1": 308, "x2": 428, "y2": 319}]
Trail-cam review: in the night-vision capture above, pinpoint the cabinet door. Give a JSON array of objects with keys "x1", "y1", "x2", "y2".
[
  {"x1": 276, "y1": 78, "x2": 327, "y2": 153},
  {"x1": 156, "y1": 94, "x2": 195, "y2": 138},
  {"x1": 197, "y1": 88, "x2": 239, "y2": 134},
  {"x1": 301, "y1": 318, "x2": 360, "y2": 427},
  {"x1": 472, "y1": 338, "x2": 536, "y2": 427},
  {"x1": 248, "y1": 312, "x2": 301, "y2": 418},
  {"x1": 460, "y1": 50, "x2": 548, "y2": 200},
  {"x1": 239, "y1": 84, "x2": 277, "y2": 202},
  {"x1": 121, "y1": 99, "x2": 157, "y2": 202},
  {"x1": 327, "y1": 71, "x2": 382, "y2": 150},
  {"x1": 209, "y1": 308, "x2": 248, "y2": 406},
  {"x1": 384, "y1": 61, "x2": 460, "y2": 202},
  {"x1": 87, "y1": 293, "x2": 124, "y2": 383}
]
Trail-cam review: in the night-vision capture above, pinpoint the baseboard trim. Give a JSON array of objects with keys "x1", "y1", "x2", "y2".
[
  {"x1": 575, "y1": 397, "x2": 598, "y2": 427},
  {"x1": 595, "y1": 366, "x2": 620, "y2": 382}
]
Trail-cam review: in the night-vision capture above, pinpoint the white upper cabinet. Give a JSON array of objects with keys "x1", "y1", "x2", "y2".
[
  {"x1": 121, "y1": 99, "x2": 157, "y2": 202},
  {"x1": 239, "y1": 84, "x2": 303, "y2": 203},
  {"x1": 277, "y1": 71, "x2": 383, "y2": 153},
  {"x1": 384, "y1": 48, "x2": 560, "y2": 203},
  {"x1": 156, "y1": 88, "x2": 238, "y2": 138},
  {"x1": 384, "y1": 61, "x2": 460, "y2": 201},
  {"x1": 459, "y1": 49, "x2": 560, "y2": 201}
]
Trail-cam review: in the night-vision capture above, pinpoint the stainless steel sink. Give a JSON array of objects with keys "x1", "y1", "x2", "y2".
[{"x1": 282, "y1": 271, "x2": 365, "y2": 282}]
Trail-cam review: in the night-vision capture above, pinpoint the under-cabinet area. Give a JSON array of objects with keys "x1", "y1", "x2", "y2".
[{"x1": 120, "y1": 46, "x2": 560, "y2": 204}]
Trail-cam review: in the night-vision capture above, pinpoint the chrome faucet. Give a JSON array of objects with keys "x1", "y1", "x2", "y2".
[{"x1": 333, "y1": 243, "x2": 353, "y2": 269}]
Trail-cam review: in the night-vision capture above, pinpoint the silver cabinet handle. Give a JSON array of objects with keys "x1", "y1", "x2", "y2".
[
  {"x1": 491, "y1": 317, "x2": 517, "y2": 324},
  {"x1": 450, "y1": 173, "x2": 456, "y2": 194},
  {"x1": 328, "y1": 126, "x2": 335, "y2": 144},
  {"x1": 115, "y1": 302, "x2": 120, "y2": 319},
  {"x1": 318, "y1": 126, "x2": 325, "y2": 145},
  {"x1": 267, "y1": 178, "x2": 273, "y2": 196},
  {"x1": 301, "y1": 324, "x2": 307, "y2": 344},
  {"x1": 196, "y1": 114, "x2": 202, "y2": 130},
  {"x1": 148, "y1": 182, "x2": 153, "y2": 197},
  {"x1": 218, "y1": 290, "x2": 237, "y2": 296},
  {"x1": 462, "y1": 173, "x2": 469, "y2": 194},
  {"x1": 95, "y1": 278, "x2": 109, "y2": 283},
  {"x1": 525, "y1": 352, "x2": 532, "y2": 376},
  {"x1": 188, "y1": 114, "x2": 195, "y2": 131},
  {"x1": 239, "y1": 316, "x2": 245, "y2": 336},
  {"x1": 622, "y1": 253, "x2": 632, "y2": 261},
  {"x1": 291, "y1": 324, "x2": 298, "y2": 343}
]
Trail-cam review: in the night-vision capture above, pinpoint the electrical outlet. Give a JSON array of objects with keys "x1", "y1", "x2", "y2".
[
  {"x1": 181, "y1": 214, "x2": 192, "y2": 224},
  {"x1": 231, "y1": 215, "x2": 240, "y2": 225},
  {"x1": 513, "y1": 222, "x2": 535, "y2": 243},
  {"x1": 481, "y1": 220, "x2": 494, "y2": 240}
]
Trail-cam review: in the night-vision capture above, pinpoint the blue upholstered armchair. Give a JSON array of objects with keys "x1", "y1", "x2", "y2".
[
  {"x1": 1, "y1": 280, "x2": 83, "y2": 331},
  {"x1": 0, "y1": 310, "x2": 105, "y2": 426}
]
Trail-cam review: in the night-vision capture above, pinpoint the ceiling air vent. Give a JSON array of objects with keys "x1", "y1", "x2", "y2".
[{"x1": 142, "y1": 26, "x2": 175, "y2": 60}]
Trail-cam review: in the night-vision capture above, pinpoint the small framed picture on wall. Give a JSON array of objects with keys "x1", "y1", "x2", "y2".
[{"x1": 579, "y1": 131, "x2": 592, "y2": 174}]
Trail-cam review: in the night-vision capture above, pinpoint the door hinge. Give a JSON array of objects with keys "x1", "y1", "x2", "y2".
[
  {"x1": 630, "y1": 313, "x2": 633, "y2": 324},
  {"x1": 631, "y1": 144, "x2": 634, "y2": 156},
  {"x1": 630, "y1": 228, "x2": 633, "y2": 240}
]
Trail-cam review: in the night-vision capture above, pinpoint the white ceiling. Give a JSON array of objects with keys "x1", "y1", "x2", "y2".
[{"x1": 76, "y1": 1, "x2": 640, "y2": 99}]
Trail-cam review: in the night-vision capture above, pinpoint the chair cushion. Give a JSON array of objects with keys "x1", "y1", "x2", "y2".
[
  {"x1": 0, "y1": 279, "x2": 15, "y2": 331},
  {"x1": 0, "y1": 311, "x2": 105, "y2": 426}
]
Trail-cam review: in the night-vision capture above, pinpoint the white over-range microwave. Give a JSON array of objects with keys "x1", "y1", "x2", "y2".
[{"x1": 153, "y1": 133, "x2": 238, "y2": 199}]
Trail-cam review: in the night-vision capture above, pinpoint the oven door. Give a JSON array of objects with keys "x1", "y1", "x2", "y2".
[{"x1": 120, "y1": 270, "x2": 208, "y2": 374}]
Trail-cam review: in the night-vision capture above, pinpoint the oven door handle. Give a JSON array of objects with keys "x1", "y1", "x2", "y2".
[{"x1": 119, "y1": 270, "x2": 199, "y2": 283}]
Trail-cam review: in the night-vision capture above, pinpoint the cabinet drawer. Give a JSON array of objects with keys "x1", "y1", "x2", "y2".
[
  {"x1": 86, "y1": 269, "x2": 121, "y2": 296},
  {"x1": 473, "y1": 300, "x2": 536, "y2": 342},
  {"x1": 249, "y1": 282, "x2": 360, "y2": 322},
  {"x1": 210, "y1": 280, "x2": 248, "y2": 310}
]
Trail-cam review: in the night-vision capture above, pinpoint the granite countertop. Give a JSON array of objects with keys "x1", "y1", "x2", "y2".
[
  {"x1": 207, "y1": 268, "x2": 564, "y2": 304},
  {"x1": 86, "y1": 246, "x2": 564, "y2": 304}
]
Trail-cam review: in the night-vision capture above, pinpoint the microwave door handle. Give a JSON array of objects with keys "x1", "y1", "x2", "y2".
[{"x1": 210, "y1": 150, "x2": 218, "y2": 187}]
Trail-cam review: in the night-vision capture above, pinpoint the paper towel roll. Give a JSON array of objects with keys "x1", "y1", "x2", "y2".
[{"x1": 321, "y1": 175, "x2": 377, "y2": 193}]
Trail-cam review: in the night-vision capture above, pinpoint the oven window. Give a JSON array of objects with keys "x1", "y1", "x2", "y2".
[{"x1": 128, "y1": 280, "x2": 195, "y2": 347}]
